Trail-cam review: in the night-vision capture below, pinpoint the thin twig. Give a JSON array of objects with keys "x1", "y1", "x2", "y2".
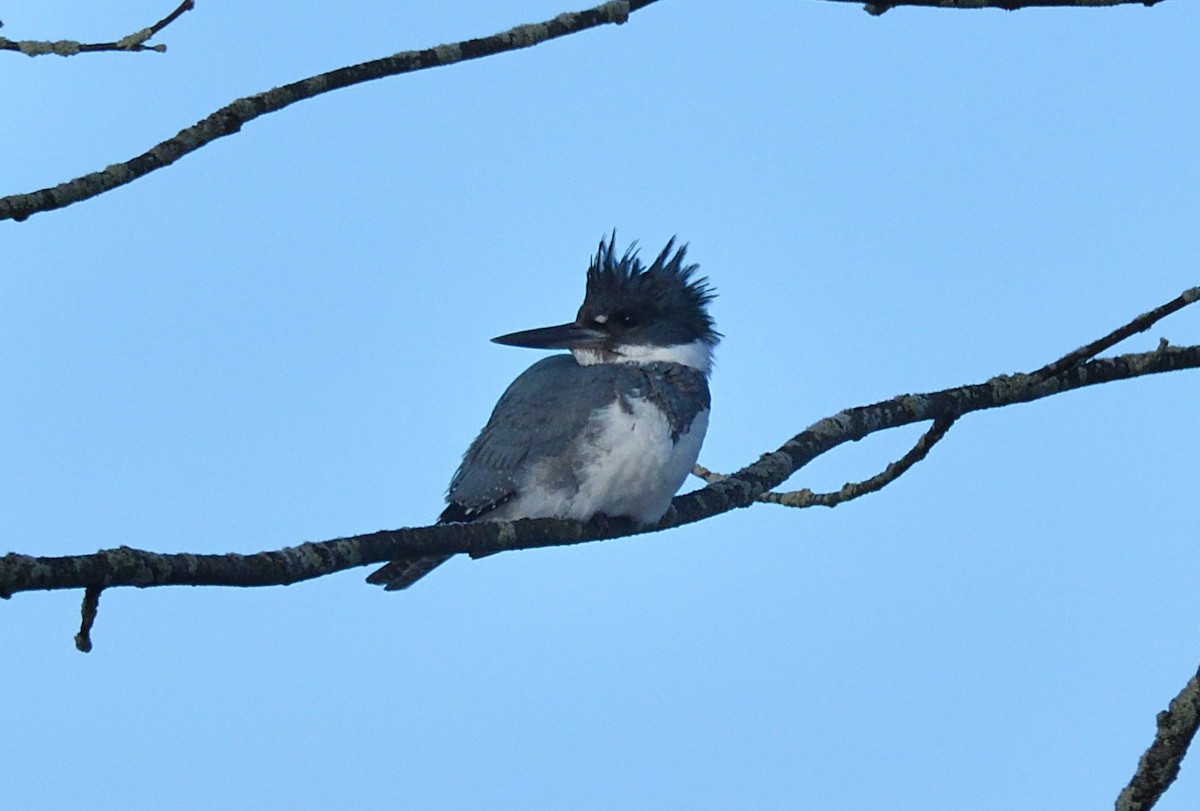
[
  {"x1": 1029, "y1": 287, "x2": 1200, "y2": 385},
  {"x1": 73, "y1": 586, "x2": 103, "y2": 653},
  {"x1": 0, "y1": 0, "x2": 1175, "y2": 216},
  {"x1": 0, "y1": 1, "x2": 195, "y2": 57},
  {"x1": 695, "y1": 285, "x2": 1200, "y2": 508},
  {"x1": 843, "y1": 0, "x2": 1168, "y2": 16},
  {"x1": 0, "y1": 0, "x2": 640, "y2": 221},
  {"x1": 1116, "y1": 662, "x2": 1200, "y2": 811},
  {"x1": 725, "y1": 413, "x2": 957, "y2": 508},
  {"x1": 692, "y1": 465, "x2": 725, "y2": 486},
  {"x1": 144, "y1": 0, "x2": 196, "y2": 39}
]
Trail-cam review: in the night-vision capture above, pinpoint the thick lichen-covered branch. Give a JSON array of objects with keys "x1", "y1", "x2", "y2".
[{"x1": 1116, "y1": 663, "x2": 1200, "y2": 811}]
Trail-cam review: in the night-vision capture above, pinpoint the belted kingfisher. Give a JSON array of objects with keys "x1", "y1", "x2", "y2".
[{"x1": 367, "y1": 234, "x2": 719, "y2": 590}]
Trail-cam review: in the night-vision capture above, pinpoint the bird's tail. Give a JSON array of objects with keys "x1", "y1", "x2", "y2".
[{"x1": 366, "y1": 555, "x2": 452, "y2": 591}]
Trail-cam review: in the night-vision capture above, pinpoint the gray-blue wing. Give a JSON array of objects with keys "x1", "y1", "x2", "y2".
[
  {"x1": 445, "y1": 354, "x2": 619, "y2": 517},
  {"x1": 367, "y1": 355, "x2": 619, "y2": 590}
]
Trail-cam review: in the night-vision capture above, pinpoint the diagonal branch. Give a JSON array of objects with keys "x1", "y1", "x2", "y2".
[
  {"x1": 0, "y1": 0, "x2": 644, "y2": 222},
  {"x1": 1116, "y1": 661, "x2": 1200, "y2": 811},
  {"x1": 693, "y1": 287, "x2": 1200, "y2": 511},
  {"x1": 0, "y1": 1, "x2": 195, "y2": 57},
  {"x1": 1029, "y1": 287, "x2": 1200, "y2": 385}
]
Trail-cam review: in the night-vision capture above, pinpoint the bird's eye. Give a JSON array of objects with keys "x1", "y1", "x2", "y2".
[{"x1": 615, "y1": 312, "x2": 639, "y2": 327}]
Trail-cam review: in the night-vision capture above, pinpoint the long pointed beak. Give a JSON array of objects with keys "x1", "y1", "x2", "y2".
[{"x1": 491, "y1": 322, "x2": 605, "y2": 350}]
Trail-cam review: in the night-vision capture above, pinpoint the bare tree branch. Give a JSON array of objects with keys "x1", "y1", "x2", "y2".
[
  {"x1": 2, "y1": 345, "x2": 1194, "y2": 596},
  {"x1": 841, "y1": 0, "x2": 1167, "y2": 15},
  {"x1": 1116, "y1": 662, "x2": 1200, "y2": 811},
  {"x1": 1, "y1": 0, "x2": 1176, "y2": 221},
  {"x1": 0, "y1": 0, "x2": 643, "y2": 222},
  {"x1": 2, "y1": 287, "x2": 1196, "y2": 602},
  {"x1": 693, "y1": 287, "x2": 1200, "y2": 509},
  {"x1": 1030, "y1": 286, "x2": 1200, "y2": 384},
  {"x1": 696, "y1": 413, "x2": 959, "y2": 509},
  {"x1": 73, "y1": 586, "x2": 103, "y2": 653},
  {"x1": 0, "y1": 1, "x2": 195, "y2": 57}
]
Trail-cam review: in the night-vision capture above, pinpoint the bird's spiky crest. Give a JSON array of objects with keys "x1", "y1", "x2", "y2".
[{"x1": 585, "y1": 232, "x2": 720, "y2": 346}]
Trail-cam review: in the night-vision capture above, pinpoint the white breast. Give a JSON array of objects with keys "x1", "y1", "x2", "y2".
[{"x1": 513, "y1": 398, "x2": 709, "y2": 525}]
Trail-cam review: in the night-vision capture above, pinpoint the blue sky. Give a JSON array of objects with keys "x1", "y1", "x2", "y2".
[{"x1": 2, "y1": 1, "x2": 1198, "y2": 808}]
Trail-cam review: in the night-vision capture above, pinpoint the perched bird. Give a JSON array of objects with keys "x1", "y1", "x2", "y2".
[{"x1": 367, "y1": 234, "x2": 719, "y2": 590}]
